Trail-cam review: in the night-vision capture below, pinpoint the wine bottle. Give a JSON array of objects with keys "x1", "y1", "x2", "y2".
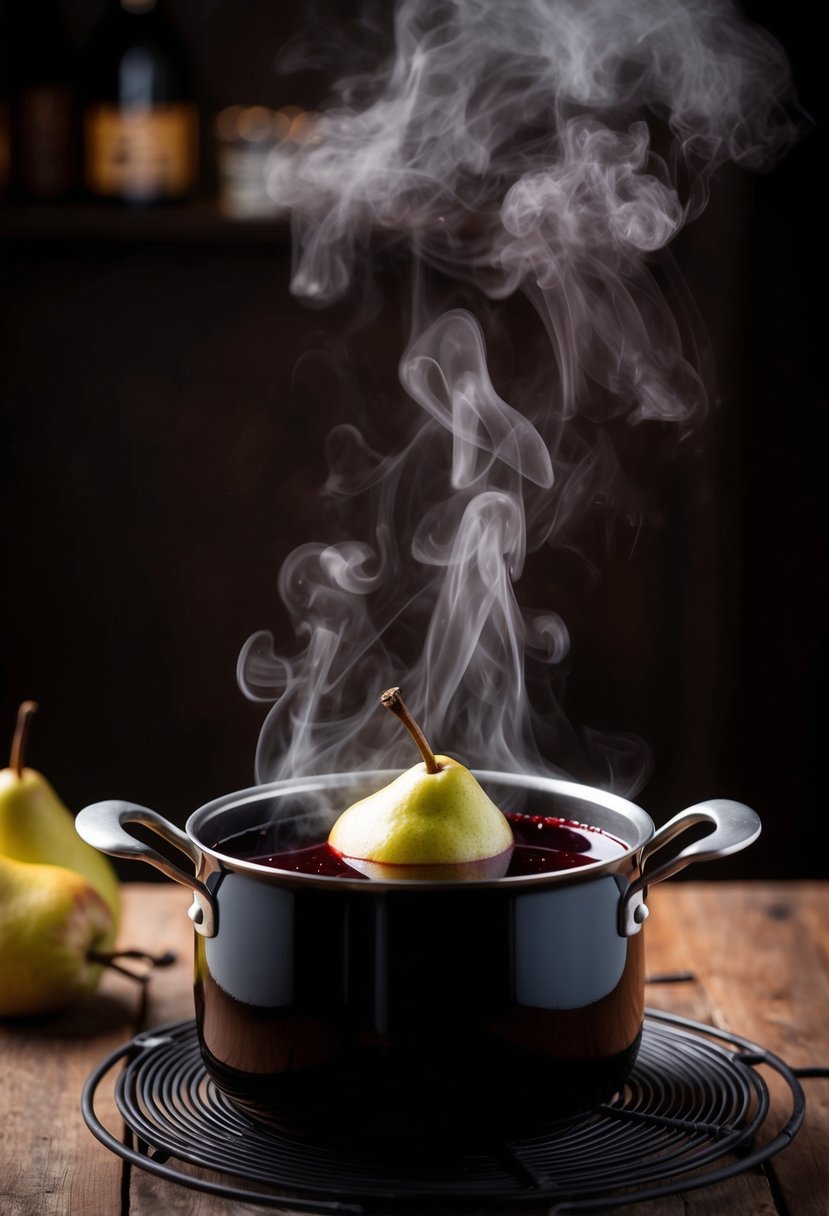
[
  {"x1": 83, "y1": 0, "x2": 198, "y2": 205},
  {"x1": 6, "y1": 0, "x2": 79, "y2": 201}
]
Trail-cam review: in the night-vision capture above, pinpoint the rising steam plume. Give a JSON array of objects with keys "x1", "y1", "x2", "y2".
[{"x1": 238, "y1": 0, "x2": 796, "y2": 791}]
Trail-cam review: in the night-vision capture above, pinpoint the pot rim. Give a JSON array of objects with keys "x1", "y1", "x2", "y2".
[{"x1": 186, "y1": 768, "x2": 653, "y2": 892}]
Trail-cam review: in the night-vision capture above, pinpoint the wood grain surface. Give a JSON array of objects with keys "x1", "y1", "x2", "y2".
[{"x1": 1, "y1": 882, "x2": 827, "y2": 1215}]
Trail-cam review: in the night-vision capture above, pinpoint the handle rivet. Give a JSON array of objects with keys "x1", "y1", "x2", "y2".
[
  {"x1": 188, "y1": 902, "x2": 204, "y2": 925},
  {"x1": 634, "y1": 904, "x2": 650, "y2": 924}
]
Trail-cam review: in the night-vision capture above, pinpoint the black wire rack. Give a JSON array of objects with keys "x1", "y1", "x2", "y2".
[{"x1": 82, "y1": 1009, "x2": 811, "y2": 1214}]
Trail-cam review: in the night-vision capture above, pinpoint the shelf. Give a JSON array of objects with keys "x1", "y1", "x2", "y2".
[{"x1": 0, "y1": 202, "x2": 291, "y2": 246}]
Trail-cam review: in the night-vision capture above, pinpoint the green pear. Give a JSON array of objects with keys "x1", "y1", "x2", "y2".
[
  {"x1": 0, "y1": 703, "x2": 120, "y2": 934},
  {"x1": 328, "y1": 688, "x2": 514, "y2": 880},
  {"x1": 0, "y1": 852, "x2": 114, "y2": 1017}
]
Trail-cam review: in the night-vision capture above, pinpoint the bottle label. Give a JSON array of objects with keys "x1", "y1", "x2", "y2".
[{"x1": 85, "y1": 103, "x2": 198, "y2": 200}]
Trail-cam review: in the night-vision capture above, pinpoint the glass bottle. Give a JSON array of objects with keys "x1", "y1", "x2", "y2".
[{"x1": 83, "y1": 0, "x2": 198, "y2": 205}]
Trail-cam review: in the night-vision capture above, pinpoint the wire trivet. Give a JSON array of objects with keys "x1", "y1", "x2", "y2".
[{"x1": 82, "y1": 1009, "x2": 807, "y2": 1213}]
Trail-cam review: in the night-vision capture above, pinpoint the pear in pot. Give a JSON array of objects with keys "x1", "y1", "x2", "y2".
[
  {"x1": 0, "y1": 852, "x2": 114, "y2": 1017},
  {"x1": 0, "y1": 703, "x2": 120, "y2": 933},
  {"x1": 328, "y1": 688, "x2": 514, "y2": 880}
]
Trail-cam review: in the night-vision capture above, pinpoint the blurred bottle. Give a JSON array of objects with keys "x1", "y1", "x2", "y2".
[
  {"x1": 6, "y1": 0, "x2": 80, "y2": 201},
  {"x1": 215, "y1": 104, "x2": 319, "y2": 220},
  {"x1": 83, "y1": 0, "x2": 198, "y2": 205}
]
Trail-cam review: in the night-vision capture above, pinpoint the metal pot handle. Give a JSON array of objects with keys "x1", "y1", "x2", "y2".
[
  {"x1": 76, "y1": 801, "x2": 217, "y2": 937},
  {"x1": 619, "y1": 799, "x2": 760, "y2": 936}
]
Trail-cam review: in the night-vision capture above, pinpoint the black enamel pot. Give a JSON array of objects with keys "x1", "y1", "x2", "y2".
[{"x1": 76, "y1": 772, "x2": 759, "y2": 1137}]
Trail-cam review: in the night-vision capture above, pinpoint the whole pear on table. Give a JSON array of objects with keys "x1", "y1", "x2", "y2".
[
  {"x1": 0, "y1": 852, "x2": 113, "y2": 1016},
  {"x1": 0, "y1": 702, "x2": 120, "y2": 1017},
  {"x1": 0, "y1": 702, "x2": 120, "y2": 930},
  {"x1": 328, "y1": 687, "x2": 514, "y2": 880}
]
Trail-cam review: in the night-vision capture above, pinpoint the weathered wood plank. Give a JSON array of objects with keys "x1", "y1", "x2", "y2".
[
  {"x1": 647, "y1": 882, "x2": 829, "y2": 1216},
  {"x1": 131, "y1": 883, "x2": 195, "y2": 1028},
  {"x1": 623, "y1": 1174, "x2": 780, "y2": 1216},
  {"x1": 620, "y1": 884, "x2": 779, "y2": 1216},
  {"x1": 0, "y1": 882, "x2": 164, "y2": 1216}
]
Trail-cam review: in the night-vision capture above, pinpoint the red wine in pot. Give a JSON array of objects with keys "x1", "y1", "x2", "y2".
[{"x1": 236, "y1": 812, "x2": 629, "y2": 877}]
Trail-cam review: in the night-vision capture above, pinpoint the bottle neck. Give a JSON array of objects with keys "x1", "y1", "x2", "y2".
[{"x1": 84, "y1": 0, "x2": 189, "y2": 106}]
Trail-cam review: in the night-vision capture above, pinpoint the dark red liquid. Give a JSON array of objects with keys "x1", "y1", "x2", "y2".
[{"x1": 239, "y1": 813, "x2": 628, "y2": 876}]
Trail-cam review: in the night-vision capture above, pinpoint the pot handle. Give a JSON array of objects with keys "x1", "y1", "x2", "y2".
[
  {"x1": 618, "y1": 799, "x2": 760, "y2": 936},
  {"x1": 76, "y1": 801, "x2": 217, "y2": 937}
]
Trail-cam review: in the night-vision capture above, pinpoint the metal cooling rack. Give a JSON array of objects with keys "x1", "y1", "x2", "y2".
[{"x1": 82, "y1": 1009, "x2": 808, "y2": 1213}]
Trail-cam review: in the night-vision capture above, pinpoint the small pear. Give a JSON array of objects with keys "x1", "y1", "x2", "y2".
[
  {"x1": 0, "y1": 853, "x2": 114, "y2": 1017},
  {"x1": 0, "y1": 703, "x2": 120, "y2": 935},
  {"x1": 329, "y1": 688, "x2": 514, "y2": 880}
]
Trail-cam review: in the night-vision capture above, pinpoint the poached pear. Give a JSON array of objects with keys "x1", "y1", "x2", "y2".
[
  {"x1": 328, "y1": 688, "x2": 514, "y2": 880},
  {"x1": 0, "y1": 852, "x2": 114, "y2": 1017},
  {"x1": 0, "y1": 703, "x2": 120, "y2": 934}
]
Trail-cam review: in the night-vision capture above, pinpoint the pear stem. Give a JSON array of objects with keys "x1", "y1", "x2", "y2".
[
  {"x1": 381, "y1": 687, "x2": 441, "y2": 774},
  {"x1": 10, "y1": 701, "x2": 38, "y2": 778},
  {"x1": 87, "y1": 947, "x2": 177, "y2": 971},
  {"x1": 87, "y1": 948, "x2": 177, "y2": 967}
]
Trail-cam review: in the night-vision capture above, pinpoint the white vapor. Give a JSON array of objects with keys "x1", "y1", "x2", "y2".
[{"x1": 239, "y1": 0, "x2": 797, "y2": 791}]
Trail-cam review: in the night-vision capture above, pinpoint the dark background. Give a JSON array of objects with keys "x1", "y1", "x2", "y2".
[{"x1": 0, "y1": 1, "x2": 825, "y2": 878}]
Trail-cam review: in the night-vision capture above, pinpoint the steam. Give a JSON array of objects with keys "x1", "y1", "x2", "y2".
[{"x1": 239, "y1": 0, "x2": 796, "y2": 791}]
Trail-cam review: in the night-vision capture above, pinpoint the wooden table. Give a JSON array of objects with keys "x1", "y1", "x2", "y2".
[{"x1": 2, "y1": 882, "x2": 827, "y2": 1215}]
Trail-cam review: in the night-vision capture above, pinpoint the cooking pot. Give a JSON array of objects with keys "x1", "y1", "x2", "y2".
[{"x1": 76, "y1": 771, "x2": 759, "y2": 1137}]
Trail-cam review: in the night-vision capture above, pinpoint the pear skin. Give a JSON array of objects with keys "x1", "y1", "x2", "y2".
[
  {"x1": 329, "y1": 756, "x2": 514, "y2": 873},
  {"x1": 0, "y1": 853, "x2": 114, "y2": 1017},
  {"x1": 0, "y1": 704, "x2": 120, "y2": 936},
  {"x1": 0, "y1": 767, "x2": 121, "y2": 936}
]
